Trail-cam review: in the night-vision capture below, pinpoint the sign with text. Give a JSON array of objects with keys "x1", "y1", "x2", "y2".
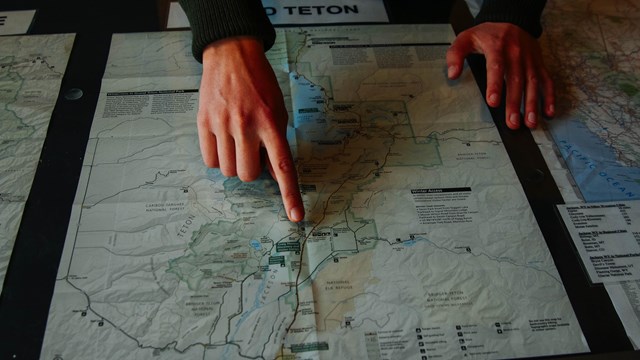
[
  {"x1": 167, "y1": 0, "x2": 388, "y2": 29},
  {"x1": 0, "y1": 10, "x2": 36, "y2": 35},
  {"x1": 558, "y1": 201, "x2": 640, "y2": 283}
]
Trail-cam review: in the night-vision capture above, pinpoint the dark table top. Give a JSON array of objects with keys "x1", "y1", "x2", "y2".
[{"x1": 0, "y1": 1, "x2": 637, "y2": 359}]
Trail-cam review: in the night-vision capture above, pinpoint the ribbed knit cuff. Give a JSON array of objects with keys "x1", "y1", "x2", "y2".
[
  {"x1": 179, "y1": 0, "x2": 276, "y2": 62},
  {"x1": 474, "y1": 0, "x2": 547, "y2": 38}
]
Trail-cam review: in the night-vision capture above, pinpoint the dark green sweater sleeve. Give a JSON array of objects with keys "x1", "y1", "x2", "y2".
[
  {"x1": 178, "y1": 0, "x2": 276, "y2": 63},
  {"x1": 475, "y1": 0, "x2": 547, "y2": 38}
]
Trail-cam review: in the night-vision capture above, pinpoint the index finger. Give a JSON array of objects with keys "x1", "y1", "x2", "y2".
[
  {"x1": 446, "y1": 30, "x2": 474, "y2": 79},
  {"x1": 262, "y1": 131, "x2": 304, "y2": 222}
]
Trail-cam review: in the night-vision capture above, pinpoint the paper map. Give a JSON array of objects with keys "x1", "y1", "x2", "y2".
[
  {"x1": 0, "y1": 34, "x2": 74, "y2": 294},
  {"x1": 41, "y1": 25, "x2": 588, "y2": 359},
  {"x1": 539, "y1": 1, "x2": 640, "y2": 202},
  {"x1": 534, "y1": 1, "x2": 640, "y2": 348}
]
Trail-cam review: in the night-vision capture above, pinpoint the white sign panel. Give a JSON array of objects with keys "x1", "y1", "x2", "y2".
[
  {"x1": 0, "y1": 10, "x2": 36, "y2": 35},
  {"x1": 558, "y1": 201, "x2": 640, "y2": 283},
  {"x1": 263, "y1": 0, "x2": 388, "y2": 24},
  {"x1": 167, "y1": 0, "x2": 388, "y2": 29}
]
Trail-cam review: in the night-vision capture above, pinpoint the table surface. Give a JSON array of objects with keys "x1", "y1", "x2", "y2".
[{"x1": 0, "y1": 1, "x2": 637, "y2": 359}]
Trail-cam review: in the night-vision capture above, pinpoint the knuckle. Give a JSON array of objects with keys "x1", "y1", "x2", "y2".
[
  {"x1": 257, "y1": 104, "x2": 276, "y2": 119},
  {"x1": 275, "y1": 156, "x2": 294, "y2": 174},
  {"x1": 489, "y1": 34, "x2": 507, "y2": 49},
  {"x1": 233, "y1": 117, "x2": 253, "y2": 134},
  {"x1": 508, "y1": 45, "x2": 523, "y2": 58},
  {"x1": 490, "y1": 61, "x2": 504, "y2": 72},
  {"x1": 493, "y1": 40, "x2": 506, "y2": 52},
  {"x1": 511, "y1": 75, "x2": 523, "y2": 85}
]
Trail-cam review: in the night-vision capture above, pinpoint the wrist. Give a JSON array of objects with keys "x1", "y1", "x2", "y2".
[{"x1": 202, "y1": 36, "x2": 264, "y2": 63}]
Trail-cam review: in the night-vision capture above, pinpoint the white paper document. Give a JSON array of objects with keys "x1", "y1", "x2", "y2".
[
  {"x1": 605, "y1": 280, "x2": 640, "y2": 349},
  {"x1": 41, "y1": 25, "x2": 588, "y2": 359},
  {"x1": 0, "y1": 10, "x2": 36, "y2": 35},
  {"x1": 558, "y1": 201, "x2": 640, "y2": 283},
  {"x1": 0, "y1": 34, "x2": 75, "y2": 293},
  {"x1": 167, "y1": 0, "x2": 388, "y2": 28}
]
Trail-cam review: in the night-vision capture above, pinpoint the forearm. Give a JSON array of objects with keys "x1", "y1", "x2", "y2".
[
  {"x1": 475, "y1": 0, "x2": 547, "y2": 38},
  {"x1": 179, "y1": 0, "x2": 276, "y2": 62}
]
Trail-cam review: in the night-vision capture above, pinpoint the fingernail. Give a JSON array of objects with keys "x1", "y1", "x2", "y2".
[
  {"x1": 290, "y1": 207, "x2": 304, "y2": 222},
  {"x1": 509, "y1": 113, "x2": 519, "y2": 127},
  {"x1": 447, "y1": 65, "x2": 457, "y2": 78},
  {"x1": 527, "y1": 112, "x2": 537, "y2": 128},
  {"x1": 489, "y1": 93, "x2": 499, "y2": 105}
]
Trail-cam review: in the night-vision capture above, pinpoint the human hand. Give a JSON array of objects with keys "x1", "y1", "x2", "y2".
[
  {"x1": 198, "y1": 36, "x2": 304, "y2": 222},
  {"x1": 446, "y1": 22, "x2": 554, "y2": 129}
]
